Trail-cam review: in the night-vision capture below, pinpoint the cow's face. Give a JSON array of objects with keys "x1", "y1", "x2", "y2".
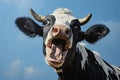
[
  {"x1": 41, "y1": 8, "x2": 91, "y2": 68},
  {"x1": 15, "y1": 8, "x2": 109, "y2": 68}
]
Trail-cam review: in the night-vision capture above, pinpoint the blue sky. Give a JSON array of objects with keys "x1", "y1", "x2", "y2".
[{"x1": 0, "y1": 0, "x2": 120, "y2": 80}]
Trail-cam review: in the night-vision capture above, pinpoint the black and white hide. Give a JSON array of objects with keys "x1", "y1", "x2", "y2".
[{"x1": 15, "y1": 8, "x2": 120, "y2": 80}]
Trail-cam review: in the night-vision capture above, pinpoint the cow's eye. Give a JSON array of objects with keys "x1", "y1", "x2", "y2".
[
  {"x1": 72, "y1": 23, "x2": 79, "y2": 29},
  {"x1": 43, "y1": 19, "x2": 51, "y2": 26},
  {"x1": 70, "y1": 19, "x2": 81, "y2": 30}
]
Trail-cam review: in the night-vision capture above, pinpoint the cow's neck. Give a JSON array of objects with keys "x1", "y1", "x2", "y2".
[{"x1": 55, "y1": 43, "x2": 82, "y2": 80}]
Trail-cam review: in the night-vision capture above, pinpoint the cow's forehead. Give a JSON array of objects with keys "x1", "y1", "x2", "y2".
[{"x1": 51, "y1": 8, "x2": 76, "y2": 25}]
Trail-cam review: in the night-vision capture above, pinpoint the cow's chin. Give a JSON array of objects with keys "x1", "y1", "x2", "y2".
[{"x1": 45, "y1": 38, "x2": 71, "y2": 68}]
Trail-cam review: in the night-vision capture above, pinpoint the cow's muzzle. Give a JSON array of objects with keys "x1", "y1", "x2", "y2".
[{"x1": 45, "y1": 25, "x2": 72, "y2": 68}]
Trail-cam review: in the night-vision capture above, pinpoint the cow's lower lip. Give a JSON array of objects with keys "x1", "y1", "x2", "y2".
[
  {"x1": 45, "y1": 50, "x2": 68, "y2": 68},
  {"x1": 45, "y1": 48, "x2": 68, "y2": 67},
  {"x1": 46, "y1": 56, "x2": 64, "y2": 64}
]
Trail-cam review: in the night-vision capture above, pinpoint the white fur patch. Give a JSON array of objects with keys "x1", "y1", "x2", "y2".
[
  {"x1": 77, "y1": 42, "x2": 88, "y2": 69},
  {"x1": 51, "y1": 8, "x2": 76, "y2": 26},
  {"x1": 52, "y1": 8, "x2": 72, "y2": 15}
]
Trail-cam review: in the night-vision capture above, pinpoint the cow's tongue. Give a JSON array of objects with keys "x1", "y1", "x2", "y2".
[{"x1": 51, "y1": 43, "x2": 63, "y2": 61}]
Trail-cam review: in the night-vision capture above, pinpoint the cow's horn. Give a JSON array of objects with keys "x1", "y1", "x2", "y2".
[
  {"x1": 30, "y1": 8, "x2": 45, "y2": 22},
  {"x1": 78, "y1": 13, "x2": 92, "y2": 25}
]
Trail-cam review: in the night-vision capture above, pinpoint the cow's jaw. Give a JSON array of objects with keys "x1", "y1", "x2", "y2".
[{"x1": 45, "y1": 37, "x2": 72, "y2": 68}]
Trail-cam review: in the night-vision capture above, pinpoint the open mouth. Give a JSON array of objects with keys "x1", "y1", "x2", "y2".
[
  {"x1": 50, "y1": 38, "x2": 67, "y2": 51},
  {"x1": 45, "y1": 38, "x2": 70, "y2": 67}
]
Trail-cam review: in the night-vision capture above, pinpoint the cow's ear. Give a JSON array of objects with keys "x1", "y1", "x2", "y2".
[
  {"x1": 84, "y1": 24, "x2": 110, "y2": 43},
  {"x1": 15, "y1": 17, "x2": 43, "y2": 37}
]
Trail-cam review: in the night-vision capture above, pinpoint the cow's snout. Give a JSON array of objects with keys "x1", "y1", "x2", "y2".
[{"x1": 52, "y1": 25, "x2": 71, "y2": 38}]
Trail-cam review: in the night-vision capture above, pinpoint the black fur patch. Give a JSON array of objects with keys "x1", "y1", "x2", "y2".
[
  {"x1": 15, "y1": 17, "x2": 43, "y2": 37},
  {"x1": 85, "y1": 24, "x2": 110, "y2": 43},
  {"x1": 70, "y1": 19, "x2": 81, "y2": 43},
  {"x1": 42, "y1": 15, "x2": 56, "y2": 39}
]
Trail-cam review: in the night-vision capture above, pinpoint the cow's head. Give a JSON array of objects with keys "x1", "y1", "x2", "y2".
[{"x1": 15, "y1": 8, "x2": 109, "y2": 68}]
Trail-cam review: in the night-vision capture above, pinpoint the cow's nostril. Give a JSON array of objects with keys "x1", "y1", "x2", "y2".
[
  {"x1": 52, "y1": 27, "x2": 58, "y2": 33},
  {"x1": 65, "y1": 29, "x2": 71, "y2": 35}
]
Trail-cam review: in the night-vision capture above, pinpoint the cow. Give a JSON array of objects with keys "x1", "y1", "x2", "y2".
[{"x1": 15, "y1": 8, "x2": 120, "y2": 80}]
